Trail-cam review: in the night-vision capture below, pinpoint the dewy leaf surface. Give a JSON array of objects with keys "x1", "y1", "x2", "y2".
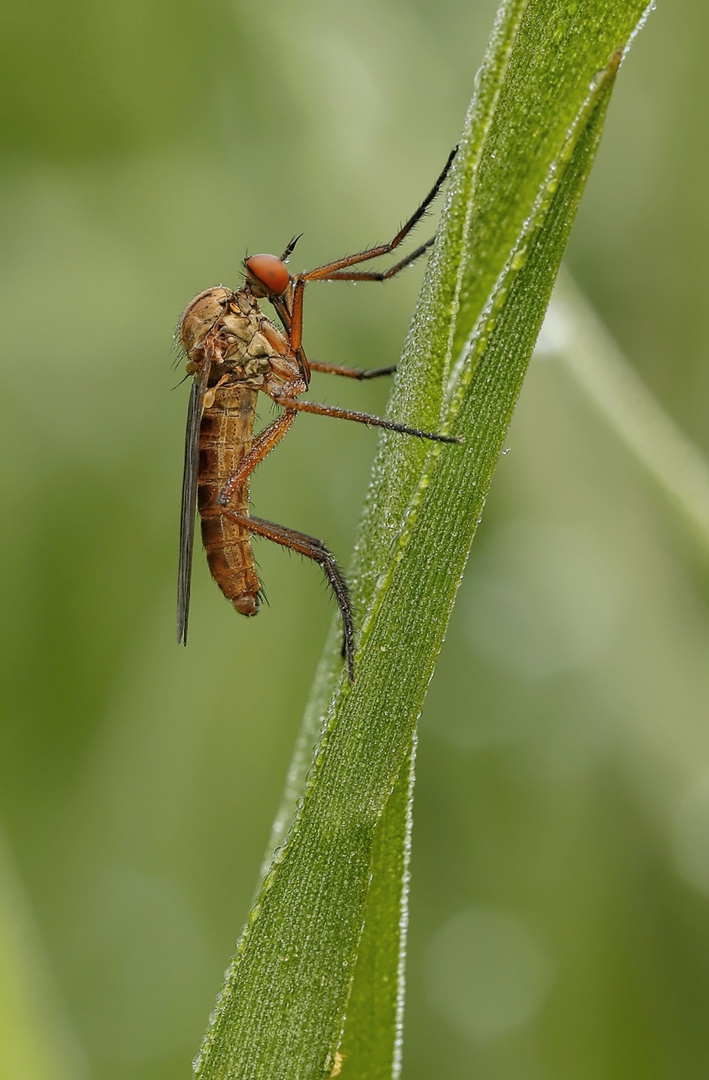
[{"x1": 194, "y1": 3, "x2": 652, "y2": 1078}]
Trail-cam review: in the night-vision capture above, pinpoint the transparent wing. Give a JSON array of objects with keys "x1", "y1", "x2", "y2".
[{"x1": 176, "y1": 361, "x2": 210, "y2": 644}]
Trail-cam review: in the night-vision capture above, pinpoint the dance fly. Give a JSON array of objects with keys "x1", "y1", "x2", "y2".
[{"x1": 177, "y1": 149, "x2": 458, "y2": 681}]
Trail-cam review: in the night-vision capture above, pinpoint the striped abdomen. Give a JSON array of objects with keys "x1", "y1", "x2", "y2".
[{"x1": 198, "y1": 384, "x2": 261, "y2": 616}]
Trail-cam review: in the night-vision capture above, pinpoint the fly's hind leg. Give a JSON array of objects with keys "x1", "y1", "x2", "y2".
[
  {"x1": 222, "y1": 510, "x2": 355, "y2": 682},
  {"x1": 216, "y1": 409, "x2": 297, "y2": 508}
]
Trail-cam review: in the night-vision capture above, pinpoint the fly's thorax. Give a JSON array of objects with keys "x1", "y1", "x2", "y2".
[
  {"x1": 179, "y1": 284, "x2": 271, "y2": 373},
  {"x1": 206, "y1": 315, "x2": 273, "y2": 386},
  {"x1": 180, "y1": 288, "x2": 282, "y2": 397},
  {"x1": 179, "y1": 286, "x2": 232, "y2": 359}
]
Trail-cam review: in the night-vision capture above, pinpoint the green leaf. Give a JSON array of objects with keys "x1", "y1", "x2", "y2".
[{"x1": 194, "y1": 2, "x2": 651, "y2": 1078}]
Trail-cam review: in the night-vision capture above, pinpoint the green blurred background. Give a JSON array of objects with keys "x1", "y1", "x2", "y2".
[{"x1": 1, "y1": 1, "x2": 709, "y2": 1077}]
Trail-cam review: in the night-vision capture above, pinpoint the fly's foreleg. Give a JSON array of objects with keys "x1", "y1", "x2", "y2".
[
  {"x1": 296, "y1": 148, "x2": 457, "y2": 284},
  {"x1": 317, "y1": 238, "x2": 436, "y2": 283},
  {"x1": 221, "y1": 510, "x2": 355, "y2": 682}
]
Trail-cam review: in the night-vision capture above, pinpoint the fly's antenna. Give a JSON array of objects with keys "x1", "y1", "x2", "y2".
[{"x1": 280, "y1": 234, "x2": 303, "y2": 263}]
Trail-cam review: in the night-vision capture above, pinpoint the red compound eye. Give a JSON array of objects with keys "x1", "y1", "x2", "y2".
[{"x1": 245, "y1": 254, "x2": 290, "y2": 296}]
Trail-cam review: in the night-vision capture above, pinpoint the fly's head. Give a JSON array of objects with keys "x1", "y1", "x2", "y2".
[{"x1": 244, "y1": 254, "x2": 291, "y2": 299}]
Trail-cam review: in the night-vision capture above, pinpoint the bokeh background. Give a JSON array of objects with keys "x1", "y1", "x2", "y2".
[{"x1": 1, "y1": 1, "x2": 708, "y2": 1078}]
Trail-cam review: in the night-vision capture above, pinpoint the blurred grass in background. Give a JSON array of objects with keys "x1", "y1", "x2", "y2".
[{"x1": 0, "y1": 1, "x2": 708, "y2": 1078}]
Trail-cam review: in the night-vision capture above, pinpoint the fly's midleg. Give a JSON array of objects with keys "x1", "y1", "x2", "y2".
[{"x1": 198, "y1": 384, "x2": 262, "y2": 615}]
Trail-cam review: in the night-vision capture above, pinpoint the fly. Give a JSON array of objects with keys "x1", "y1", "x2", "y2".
[{"x1": 177, "y1": 149, "x2": 459, "y2": 681}]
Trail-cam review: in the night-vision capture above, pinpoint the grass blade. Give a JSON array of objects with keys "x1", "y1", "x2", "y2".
[
  {"x1": 335, "y1": 740, "x2": 417, "y2": 1080},
  {"x1": 194, "y1": 3, "x2": 651, "y2": 1078}
]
